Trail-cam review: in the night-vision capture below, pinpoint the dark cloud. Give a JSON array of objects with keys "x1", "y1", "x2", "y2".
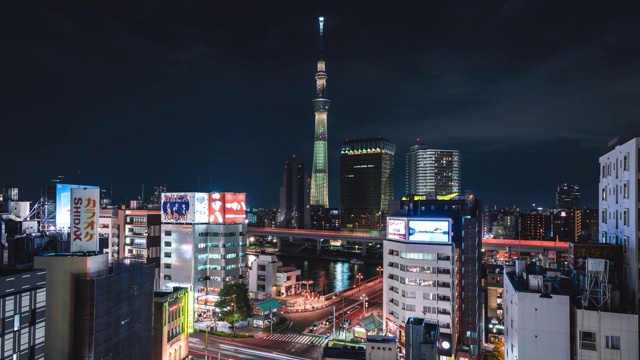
[{"x1": 1, "y1": 0, "x2": 639, "y2": 209}]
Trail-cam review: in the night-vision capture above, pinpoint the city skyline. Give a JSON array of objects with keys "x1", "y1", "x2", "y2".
[{"x1": 3, "y1": 1, "x2": 640, "y2": 209}]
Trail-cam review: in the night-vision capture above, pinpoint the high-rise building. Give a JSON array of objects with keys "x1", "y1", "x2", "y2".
[
  {"x1": 405, "y1": 143, "x2": 461, "y2": 197},
  {"x1": 599, "y1": 132, "x2": 640, "y2": 312},
  {"x1": 340, "y1": 138, "x2": 395, "y2": 230},
  {"x1": 310, "y1": 17, "x2": 330, "y2": 208},
  {"x1": 385, "y1": 194, "x2": 483, "y2": 359},
  {"x1": 278, "y1": 155, "x2": 306, "y2": 229},
  {"x1": 556, "y1": 183, "x2": 580, "y2": 209}
]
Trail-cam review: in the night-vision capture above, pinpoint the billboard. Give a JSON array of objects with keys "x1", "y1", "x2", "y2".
[
  {"x1": 162, "y1": 193, "x2": 195, "y2": 223},
  {"x1": 70, "y1": 188, "x2": 100, "y2": 252},
  {"x1": 223, "y1": 192, "x2": 246, "y2": 223},
  {"x1": 194, "y1": 193, "x2": 209, "y2": 223},
  {"x1": 387, "y1": 218, "x2": 407, "y2": 240},
  {"x1": 209, "y1": 192, "x2": 246, "y2": 224},
  {"x1": 408, "y1": 219, "x2": 451, "y2": 243},
  {"x1": 56, "y1": 184, "x2": 100, "y2": 228},
  {"x1": 568, "y1": 243, "x2": 623, "y2": 274}
]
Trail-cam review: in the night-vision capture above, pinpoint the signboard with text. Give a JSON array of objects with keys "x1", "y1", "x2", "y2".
[
  {"x1": 209, "y1": 192, "x2": 246, "y2": 224},
  {"x1": 387, "y1": 218, "x2": 407, "y2": 240},
  {"x1": 70, "y1": 188, "x2": 100, "y2": 252}
]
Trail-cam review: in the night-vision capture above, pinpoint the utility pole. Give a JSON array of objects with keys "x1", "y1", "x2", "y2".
[{"x1": 332, "y1": 305, "x2": 336, "y2": 335}]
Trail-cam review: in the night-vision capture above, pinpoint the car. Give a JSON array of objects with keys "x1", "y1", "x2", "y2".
[
  {"x1": 325, "y1": 316, "x2": 334, "y2": 324},
  {"x1": 310, "y1": 321, "x2": 320, "y2": 332}
]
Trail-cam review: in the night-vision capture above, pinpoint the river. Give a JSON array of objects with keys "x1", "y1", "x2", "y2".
[{"x1": 247, "y1": 254, "x2": 379, "y2": 295}]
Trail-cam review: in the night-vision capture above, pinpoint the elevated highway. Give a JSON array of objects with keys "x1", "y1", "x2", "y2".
[{"x1": 246, "y1": 227, "x2": 570, "y2": 255}]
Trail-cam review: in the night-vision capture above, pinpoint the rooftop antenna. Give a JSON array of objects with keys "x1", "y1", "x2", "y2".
[{"x1": 318, "y1": 16, "x2": 324, "y2": 60}]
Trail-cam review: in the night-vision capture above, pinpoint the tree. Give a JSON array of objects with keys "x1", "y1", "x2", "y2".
[
  {"x1": 214, "y1": 282, "x2": 252, "y2": 323},
  {"x1": 488, "y1": 337, "x2": 505, "y2": 360}
]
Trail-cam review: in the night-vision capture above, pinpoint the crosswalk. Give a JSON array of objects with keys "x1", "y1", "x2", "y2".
[{"x1": 264, "y1": 333, "x2": 329, "y2": 347}]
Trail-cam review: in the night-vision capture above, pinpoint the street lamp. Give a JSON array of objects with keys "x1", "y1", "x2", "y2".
[
  {"x1": 377, "y1": 266, "x2": 383, "y2": 278},
  {"x1": 302, "y1": 279, "x2": 313, "y2": 293},
  {"x1": 360, "y1": 294, "x2": 368, "y2": 316},
  {"x1": 356, "y1": 273, "x2": 363, "y2": 289}
]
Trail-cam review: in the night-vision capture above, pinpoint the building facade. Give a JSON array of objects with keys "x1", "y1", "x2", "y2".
[
  {"x1": 279, "y1": 155, "x2": 306, "y2": 229},
  {"x1": 503, "y1": 261, "x2": 571, "y2": 360},
  {"x1": 310, "y1": 17, "x2": 330, "y2": 208},
  {"x1": 121, "y1": 208, "x2": 162, "y2": 287},
  {"x1": 0, "y1": 269, "x2": 47, "y2": 360},
  {"x1": 340, "y1": 138, "x2": 395, "y2": 230},
  {"x1": 385, "y1": 194, "x2": 483, "y2": 359},
  {"x1": 405, "y1": 144, "x2": 461, "y2": 197},
  {"x1": 159, "y1": 192, "x2": 247, "y2": 320},
  {"x1": 599, "y1": 133, "x2": 640, "y2": 313},
  {"x1": 34, "y1": 254, "x2": 154, "y2": 360},
  {"x1": 153, "y1": 287, "x2": 190, "y2": 360}
]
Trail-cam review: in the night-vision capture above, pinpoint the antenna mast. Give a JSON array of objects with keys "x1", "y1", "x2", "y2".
[{"x1": 318, "y1": 16, "x2": 324, "y2": 59}]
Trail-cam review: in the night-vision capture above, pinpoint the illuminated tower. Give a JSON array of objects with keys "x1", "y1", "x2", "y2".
[{"x1": 310, "y1": 16, "x2": 330, "y2": 207}]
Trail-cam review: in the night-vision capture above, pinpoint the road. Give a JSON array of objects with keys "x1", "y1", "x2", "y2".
[{"x1": 188, "y1": 282, "x2": 383, "y2": 360}]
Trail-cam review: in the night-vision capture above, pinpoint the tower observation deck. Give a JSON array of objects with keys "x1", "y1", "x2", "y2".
[{"x1": 310, "y1": 16, "x2": 330, "y2": 207}]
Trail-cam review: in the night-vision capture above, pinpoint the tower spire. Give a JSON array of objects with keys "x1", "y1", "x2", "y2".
[
  {"x1": 318, "y1": 16, "x2": 324, "y2": 60},
  {"x1": 310, "y1": 16, "x2": 330, "y2": 208}
]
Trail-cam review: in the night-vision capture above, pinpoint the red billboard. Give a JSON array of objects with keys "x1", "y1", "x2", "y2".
[
  {"x1": 223, "y1": 192, "x2": 246, "y2": 223},
  {"x1": 209, "y1": 192, "x2": 246, "y2": 224}
]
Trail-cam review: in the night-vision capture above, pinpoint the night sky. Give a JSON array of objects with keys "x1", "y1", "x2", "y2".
[{"x1": 3, "y1": 1, "x2": 640, "y2": 210}]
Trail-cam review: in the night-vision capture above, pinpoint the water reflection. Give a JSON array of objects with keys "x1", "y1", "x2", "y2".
[{"x1": 246, "y1": 254, "x2": 378, "y2": 294}]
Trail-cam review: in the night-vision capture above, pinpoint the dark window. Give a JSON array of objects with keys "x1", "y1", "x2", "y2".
[
  {"x1": 164, "y1": 231, "x2": 172, "y2": 236},
  {"x1": 164, "y1": 263, "x2": 172, "y2": 269}
]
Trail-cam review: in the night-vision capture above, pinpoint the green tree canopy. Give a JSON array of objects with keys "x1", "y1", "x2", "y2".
[{"x1": 214, "y1": 282, "x2": 252, "y2": 323}]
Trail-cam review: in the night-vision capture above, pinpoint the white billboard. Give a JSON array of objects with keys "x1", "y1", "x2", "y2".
[
  {"x1": 387, "y1": 218, "x2": 407, "y2": 240},
  {"x1": 56, "y1": 183, "x2": 100, "y2": 228},
  {"x1": 70, "y1": 188, "x2": 100, "y2": 252}
]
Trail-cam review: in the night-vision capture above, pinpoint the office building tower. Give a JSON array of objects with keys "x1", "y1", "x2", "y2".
[
  {"x1": 278, "y1": 155, "x2": 306, "y2": 229},
  {"x1": 0, "y1": 269, "x2": 47, "y2": 360},
  {"x1": 340, "y1": 138, "x2": 395, "y2": 230},
  {"x1": 310, "y1": 16, "x2": 330, "y2": 208},
  {"x1": 405, "y1": 143, "x2": 461, "y2": 197},
  {"x1": 34, "y1": 253, "x2": 155, "y2": 360},
  {"x1": 599, "y1": 132, "x2": 640, "y2": 312},
  {"x1": 152, "y1": 287, "x2": 189, "y2": 360},
  {"x1": 556, "y1": 183, "x2": 581, "y2": 209},
  {"x1": 159, "y1": 192, "x2": 247, "y2": 321},
  {"x1": 385, "y1": 194, "x2": 483, "y2": 359}
]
